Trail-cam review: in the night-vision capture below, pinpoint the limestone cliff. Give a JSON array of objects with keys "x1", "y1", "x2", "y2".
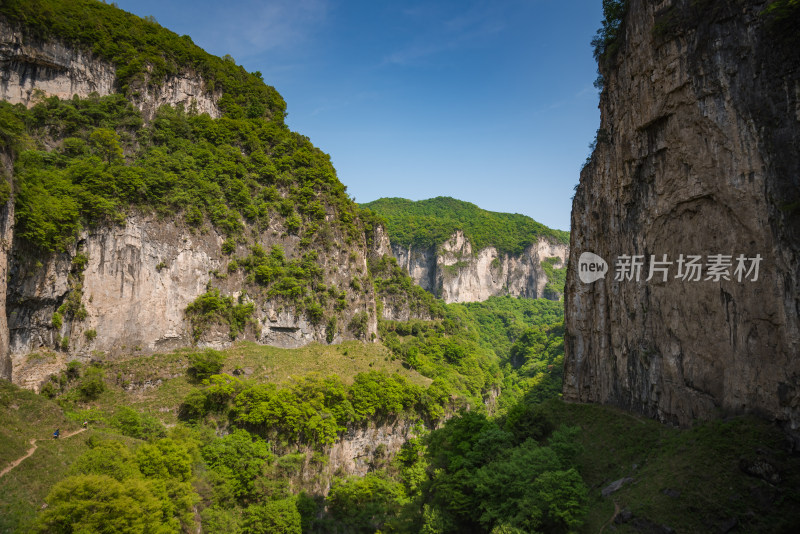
[
  {"x1": 0, "y1": 19, "x2": 220, "y2": 119},
  {"x1": 0, "y1": 154, "x2": 13, "y2": 381},
  {"x1": 8, "y1": 215, "x2": 379, "y2": 390},
  {"x1": 391, "y1": 230, "x2": 568, "y2": 304},
  {"x1": 564, "y1": 0, "x2": 800, "y2": 435}
]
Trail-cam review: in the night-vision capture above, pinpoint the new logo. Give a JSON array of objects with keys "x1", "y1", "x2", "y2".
[{"x1": 578, "y1": 252, "x2": 608, "y2": 284}]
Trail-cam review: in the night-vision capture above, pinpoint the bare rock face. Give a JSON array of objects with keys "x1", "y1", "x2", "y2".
[
  {"x1": 564, "y1": 0, "x2": 800, "y2": 433},
  {"x1": 7, "y1": 215, "x2": 380, "y2": 390},
  {"x1": 0, "y1": 19, "x2": 220, "y2": 119},
  {"x1": 327, "y1": 420, "x2": 416, "y2": 479},
  {"x1": 392, "y1": 230, "x2": 568, "y2": 303},
  {"x1": 288, "y1": 419, "x2": 418, "y2": 495},
  {"x1": 8, "y1": 218, "x2": 219, "y2": 369},
  {"x1": 0, "y1": 157, "x2": 13, "y2": 380}
]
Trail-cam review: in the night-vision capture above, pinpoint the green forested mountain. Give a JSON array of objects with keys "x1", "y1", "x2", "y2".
[{"x1": 361, "y1": 197, "x2": 569, "y2": 255}]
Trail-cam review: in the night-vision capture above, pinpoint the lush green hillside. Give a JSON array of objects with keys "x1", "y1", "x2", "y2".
[
  {"x1": 0, "y1": 293, "x2": 568, "y2": 533},
  {"x1": 5, "y1": 320, "x2": 799, "y2": 533},
  {"x1": 0, "y1": 0, "x2": 284, "y2": 119},
  {"x1": 1, "y1": 90, "x2": 362, "y2": 253},
  {"x1": 361, "y1": 197, "x2": 569, "y2": 255}
]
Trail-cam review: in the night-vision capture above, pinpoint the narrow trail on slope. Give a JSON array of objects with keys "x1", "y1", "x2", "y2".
[
  {"x1": 599, "y1": 501, "x2": 620, "y2": 534},
  {"x1": 0, "y1": 428, "x2": 87, "y2": 479}
]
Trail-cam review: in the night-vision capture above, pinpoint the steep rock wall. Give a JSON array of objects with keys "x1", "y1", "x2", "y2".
[
  {"x1": 392, "y1": 230, "x2": 568, "y2": 304},
  {"x1": 0, "y1": 154, "x2": 13, "y2": 380},
  {"x1": 8, "y1": 215, "x2": 379, "y2": 391},
  {"x1": 0, "y1": 19, "x2": 220, "y2": 119},
  {"x1": 564, "y1": 0, "x2": 800, "y2": 433}
]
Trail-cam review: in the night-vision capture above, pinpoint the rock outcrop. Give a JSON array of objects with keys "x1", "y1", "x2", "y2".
[
  {"x1": 7, "y1": 214, "x2": 379, "y2": 389},
  {"x1": 0, "y1": 19, "x2": 220, "y2": 119},
  {"x1": 565, "y1": 0, "x2": 800, "y2": 434},
  {"x1": 392, "y1": 230, "x2": 568, "y2": 303}
]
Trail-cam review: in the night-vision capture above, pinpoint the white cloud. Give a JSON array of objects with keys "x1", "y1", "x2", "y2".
[{"x1": 202, "y1": 0, "x2": 330, "y2": 59}]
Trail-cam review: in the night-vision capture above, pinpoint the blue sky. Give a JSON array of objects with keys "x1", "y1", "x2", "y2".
[{"x1": 114, "y1": 0, "x2": 603, "y2": 231}]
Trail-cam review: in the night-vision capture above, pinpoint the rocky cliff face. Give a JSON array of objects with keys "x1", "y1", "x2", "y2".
[
  {"x1": 8, "y1": 215, "x2": 379, "y2": 390},
  {"x1": 0, "y1": 19, "x2": 220, "y2": 119},
  {"x1": 0, "y1": 155, "x2": 13, "y2": 381},
  {"x1": 564, "y1": 0, "x2": 800, "y2": 435},
  {"x1": 392, "y1": 230, "x2": 568, "y2": 304}
]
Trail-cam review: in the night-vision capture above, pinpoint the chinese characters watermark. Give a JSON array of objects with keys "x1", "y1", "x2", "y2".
[{"x1": 578, "y1": 252, "x2": 762, "y2": 284}]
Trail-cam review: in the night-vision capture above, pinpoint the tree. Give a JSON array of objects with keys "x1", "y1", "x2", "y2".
[
  {"x1": 242, "y1": 499, "x2": 301, "y2": 534},
  {"x1": 187, "y1": 349, "x2": 225, "y2": 381},
  {"x1": 89, "y1": 128, "x2": 124, "y2": 164},
  {"x1": 68, "y1": 440, "x2": 139, "y2": 482},
  {"x1": 77, "y1": 366, "x2": 106, "y2": 401},
  {"x1": 326, "y1": 474, "x2": 410, "y2": 534},
  {"x1": 34, "y1": 475, "x2": 171, "y2": 534}
]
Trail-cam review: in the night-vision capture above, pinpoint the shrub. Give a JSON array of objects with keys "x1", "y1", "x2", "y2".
[
  {"x1": 110, "y1": 406, "x2": 166, "y2": 440},
  {"x1": 65, "y1": 360, "x2": 81, "y2": 380},
  {"x1": 71, "y1": 253, "x2": 89, "y2": 272},
  {"x1": 77, "y1": 366, "x2": 105, "y2": 401},
  {"x1": 222, "y1": 238, "x2": 237, "y2": 255},
  {"x1": 326, "y1": 316, "x2": 337, "y2": 344},
  {"x1": 179, "y1": 389, "x2": 210, "y2": 420},
  {"x1": 33, "y1": 475, "x2": 166, "y2": 533},
  {"x1": 243, "y1": 499, "x2": 301, "y2": 534},
  {"x1": 185, "y1": 289, "x2": 254, "y2": 340},
  {"x1": 187, "y1": 349, "x2": 225, "y2": 381},
  {"x1": 348, "y1": 312, "x2": 369, "y2": 340},
  {"x1": 326, "y1": 474, "x2": 410, "y2": 534}
]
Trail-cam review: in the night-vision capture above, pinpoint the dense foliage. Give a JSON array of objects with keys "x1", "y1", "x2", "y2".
[
  {"x1": 2, "y1": 94, "x2": 363, "y2": 253},
  {"x1": 541, "y1": 257, "x2": 567, "y2": 298},
  {"x1": 378, "y1": 296, "x2": 565, "y2": 413},
  {"x1": 24, "y1": 291, "x2": 569, "y2": 533},
  {"x1": 420, "y1": 413, "x2": 587, "y2": 533},
  {"x1": 34, "y1": 437, "x2": 197, "y2": 532},
  {"x1": 179, "y1": 361, "x2": 453, "y2": 449},
  {"x1": 361, "y1": 197, "x2": 569, "y2": 255},
  {"x1": 185, "y1": 289, "x2": 255, "y2": 341}
]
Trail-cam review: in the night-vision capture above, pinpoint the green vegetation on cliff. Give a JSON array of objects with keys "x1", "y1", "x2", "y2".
[
  {"x1": 361, "y1": 197, "x2": 569, "y2": 255},
  {"x1": 0, "y1": 0, "x2": 285, "y2": 120},
  {"x1": 2, "y1": 94, "x2": 361, "y2": 253}
]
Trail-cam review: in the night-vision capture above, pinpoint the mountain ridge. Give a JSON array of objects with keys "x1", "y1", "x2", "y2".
[{"x1": 362, "y1": 196, "x2": 569, "y2": 256}]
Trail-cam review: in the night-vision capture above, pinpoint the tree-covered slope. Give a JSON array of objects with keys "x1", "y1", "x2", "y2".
[
  {"x1": 361, "y1": 197, "x2": 569, "y2": 255},
  {"x1": 0, "y1": 0, "x2": 285, "y2": 119}
]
